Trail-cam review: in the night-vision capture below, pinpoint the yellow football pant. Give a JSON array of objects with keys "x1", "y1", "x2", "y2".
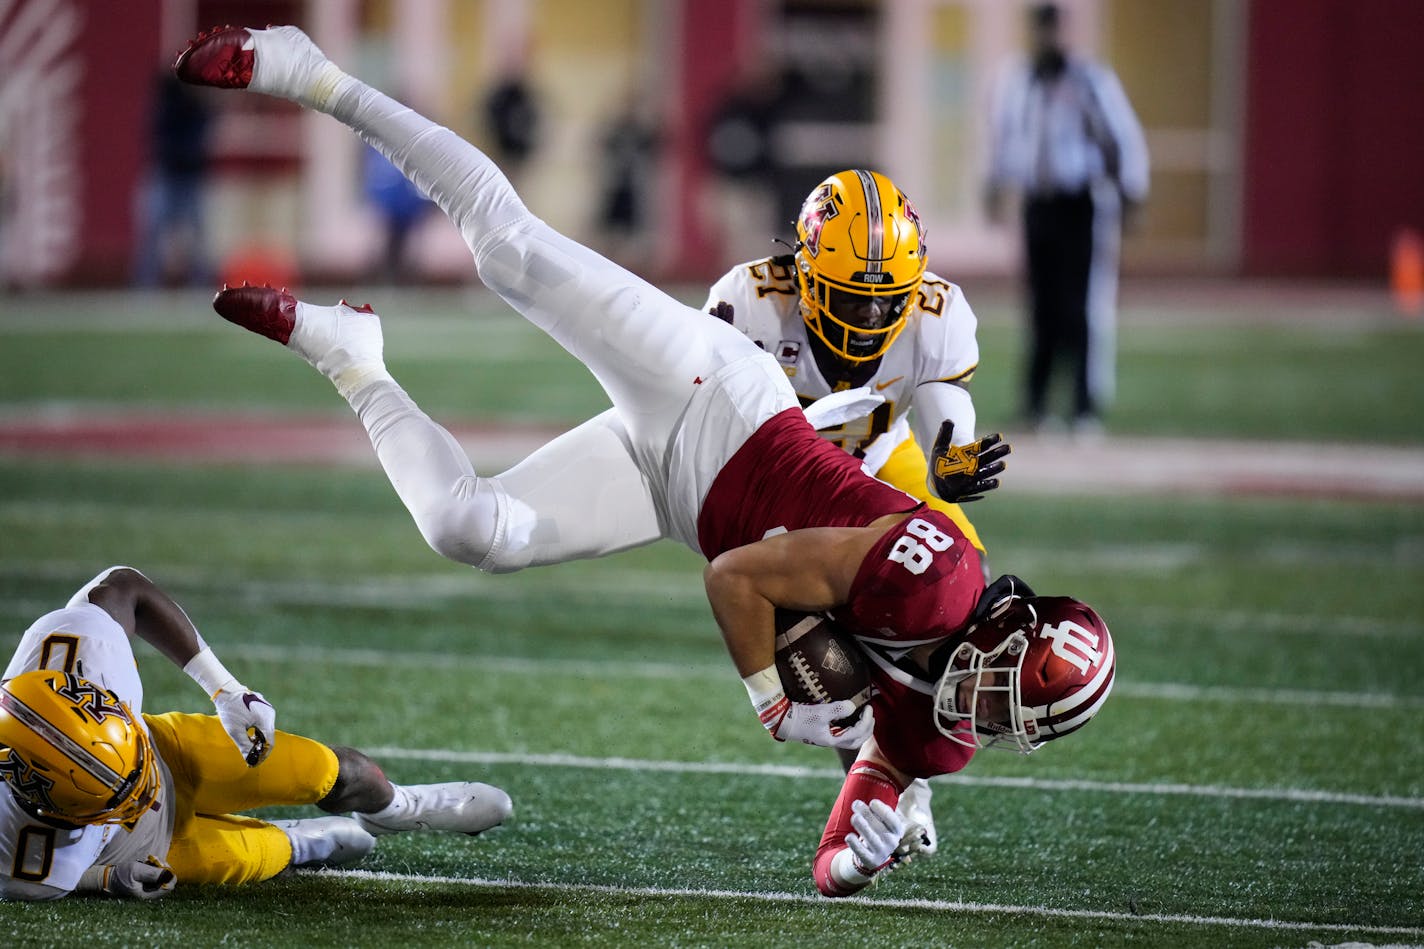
[
  {"x1": 143, "y1": 712, "x2": 341, "y2": 886},
  {"x1": 874, "y1": 435, "x2": 987, "y2": 553}
]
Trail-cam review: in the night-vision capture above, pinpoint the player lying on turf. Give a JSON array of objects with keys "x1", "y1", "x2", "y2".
[
  {"x1": 175, "y1": 25, "x2": 1114, "y2": 896},
  {"x1": 0, "y1": 567, "x2": 512, "y2": 901}
]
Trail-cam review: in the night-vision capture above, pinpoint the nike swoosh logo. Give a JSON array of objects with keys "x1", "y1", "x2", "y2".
[
  {"x1": 875, "y1": 376, "x2": 905, "y2": 391},
  {"x1": 243, "y1": 693, "x2": 270, "y2": 709}
]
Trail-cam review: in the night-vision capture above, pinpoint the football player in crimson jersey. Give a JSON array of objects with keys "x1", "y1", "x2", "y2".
[
  {"x1": 175, "y1": 25, "x2": 1115, "y2": 897},
  {"x1": 0, "y1": 567, "x2": 511, "y2": 901},
  {"x1": 703, "y1": 168, "x2": 1009, "y2": 859}
]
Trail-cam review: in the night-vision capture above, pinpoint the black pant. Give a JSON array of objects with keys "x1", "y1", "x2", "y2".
[{"x1": 1023, "y1": 190, "x2": 1095, "y2": 421}]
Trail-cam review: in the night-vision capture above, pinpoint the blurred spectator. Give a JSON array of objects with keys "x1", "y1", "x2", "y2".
[
  {"x1": 482, "y1": 72, "x2": 541, "y2": 187},
  {"x1": 362, "y1": 144, "x2": 433, "y2": 284},
  {"x1": 595, "y1": 97, "x2": 661, "y2": 268},
  {"x1": 132, "y1": 73, "x2": 214, "y2": 288},
  {"x1": 985, "y1": 2, "x2": 1148, "y2": 434},
  {"x1": 704, "y1": 68, "x2": 785, "y2": 269}
]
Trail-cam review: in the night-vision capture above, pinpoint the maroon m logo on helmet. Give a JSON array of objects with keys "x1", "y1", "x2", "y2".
[
  {"x1": 798, "y1": 185, "x2": 839, "y2": 258},
  {"x1": 53, "y1": 674, "x2": 130, "y2": 725}
]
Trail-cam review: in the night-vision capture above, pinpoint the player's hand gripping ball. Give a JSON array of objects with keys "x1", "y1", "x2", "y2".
[{"x1": 774, "y1": 610, "x2": 873, "y2": 723}]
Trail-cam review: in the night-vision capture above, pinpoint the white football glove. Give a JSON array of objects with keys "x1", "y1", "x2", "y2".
[
  {"x1": 846, "y1": 799, "x2": 906, "y2": 876},
  {"x1": 759, "y1": 694, "x2": 875, "y2": 749},
  {"x1": 184, "y1": 646, "x2": 275, "y2": 766},
  {"x1": 78, "y1": 859, "x2": 176, "y2": 900},
  {"x1": 893, "y1": 824, "x2": 935, "y2": 866},
  {"x1": 212, "y1": 684, "x2": 275, "y2": 766}
]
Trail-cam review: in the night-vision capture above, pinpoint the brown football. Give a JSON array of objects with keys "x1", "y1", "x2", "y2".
[{"x1": 774, "y1": 609, "x2": 872, "y2": 708}]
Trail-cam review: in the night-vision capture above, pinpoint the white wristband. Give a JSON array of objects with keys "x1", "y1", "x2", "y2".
[
  {"x1": 830, "y1": 848, "x2": 876, "y2": 890},
  {"x1": 182, "y1": 647, "x2": 239, "y2": 698},
  {"x1": 77, "y1": 865, "x2": 113, "y2": 894},
  {"x1": 741, "y1": 665, "x2": 784, "y2": 713}
]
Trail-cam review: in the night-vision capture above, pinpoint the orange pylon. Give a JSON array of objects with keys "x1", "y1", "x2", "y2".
[{"x1": 1391, "y1": 228, "x2": 1423, "y2": 317}]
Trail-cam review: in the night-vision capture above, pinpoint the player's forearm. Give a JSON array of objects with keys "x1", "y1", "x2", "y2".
[
  {"x1": 131, "y1": 583, "x2": 206, "y2": 667},
  {"x1": 812, "y1": 756, "x2": 907, "y2": 897},
  {"x1": 913, "y1": 381, "x2": 976, "y2": 449}
]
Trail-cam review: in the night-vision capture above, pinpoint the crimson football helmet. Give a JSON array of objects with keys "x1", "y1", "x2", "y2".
[
  {"x1": 794, "y1": 169, "x2": 927, "y2": 364},
  {"x1": 933, "y1": 579, "x2": 1116, "y2": 754},
  {"x1": 0, "y1": 670, "x2": 162, "y2": 825}
]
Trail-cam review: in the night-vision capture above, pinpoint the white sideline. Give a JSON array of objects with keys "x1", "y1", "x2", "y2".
[
  {"x1": 310, "y1": 868, "x2": 1424, "y2": 938},
  {"x1": 361, "y1": 746, "x2": 1424, "y2": 811}
]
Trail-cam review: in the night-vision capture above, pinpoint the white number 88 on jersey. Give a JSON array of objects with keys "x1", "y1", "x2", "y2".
[{"x1": 887, "y1": 517, "x2": 955, "y2": 575}]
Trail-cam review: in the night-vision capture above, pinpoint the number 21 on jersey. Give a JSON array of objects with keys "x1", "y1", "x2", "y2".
[{"x1": 887, "y1": 517, "x2": 954, "y2": 575}]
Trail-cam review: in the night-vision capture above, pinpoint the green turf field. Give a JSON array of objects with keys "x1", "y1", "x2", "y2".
[
  {"x1": 2, "y1": 285, "x2": 1422, "y2": 442},
  {"x1": 1, "y1": 287, "x2": 1421, "y2": 946}
]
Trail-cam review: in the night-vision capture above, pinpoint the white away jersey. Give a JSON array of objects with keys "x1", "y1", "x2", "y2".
[
  {"x1": 702, "y1": 256, "x2": 980, "y2": 461},
  {"x1": 0, "y1": 602, "x2": 175, "y2": 900}
]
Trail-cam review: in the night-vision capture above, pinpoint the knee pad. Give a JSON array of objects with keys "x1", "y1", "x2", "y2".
[{"x1": 411, "y1": 475, "x2": 505, "y2": 570}]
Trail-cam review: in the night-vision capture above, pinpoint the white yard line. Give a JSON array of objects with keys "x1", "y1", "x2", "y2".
[
  {"x1": 360, "y1": 746, "x2": 1424, "y2": 811},
  {"x1": 313, "y1": 868, "x2": 1424, "y2": 938}
]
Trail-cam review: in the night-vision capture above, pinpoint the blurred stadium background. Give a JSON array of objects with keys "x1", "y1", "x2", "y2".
[
  {"x1": 2, "y1": 0, "x2": 1423, "y2": 945},
  {"x1": 4, "y1": 0, "x2": 1424, "y2": 287}
]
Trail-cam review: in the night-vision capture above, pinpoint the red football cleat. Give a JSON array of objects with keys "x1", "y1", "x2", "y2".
[
  {"x1": 213, "y1": 285, "x2": 297, "y2": 345},
  {"x1": 173, "y1": 25, "x2": 254, "y2": 88}
]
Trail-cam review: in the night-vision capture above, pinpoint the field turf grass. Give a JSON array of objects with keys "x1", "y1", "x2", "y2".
[{"x1": 0, "y1": 286, "x2": 1421, "y2": 946}]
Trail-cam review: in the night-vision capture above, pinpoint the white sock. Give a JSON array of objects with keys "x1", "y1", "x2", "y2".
[
  {"x1": 361, "y1": 785, "x2": 415, "y2": 827},
  {"x1": 330, "y1": 363, "x2": 393, "y2": 402},
  {"x1": 284, "y1": 822, "x2": 339, "y2": 866}
]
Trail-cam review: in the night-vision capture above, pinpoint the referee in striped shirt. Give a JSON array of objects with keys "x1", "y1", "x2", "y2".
[{"x1": 985, "y1": 2, "x2": 1148, "y2": 434}]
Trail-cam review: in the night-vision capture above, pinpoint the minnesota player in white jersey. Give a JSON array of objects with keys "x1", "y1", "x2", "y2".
[
  {"x1": 703, "y1": 170, "x2": 1008, "y2": 856},
  {"x1": 703, "y1": 170, "x2": 1002, "y2": 559},
  {"x1": 0, "y1": 567, "x2": 511, "y2": 901}
]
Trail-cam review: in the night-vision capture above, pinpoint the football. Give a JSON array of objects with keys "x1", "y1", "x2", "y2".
[{"x1": 774, "y1": 609, "x2": 872, "y2": 708}]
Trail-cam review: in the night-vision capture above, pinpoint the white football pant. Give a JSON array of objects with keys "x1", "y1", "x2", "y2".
[{"x1": 313, "y1": 74, "x2": 796, "y2": 571}]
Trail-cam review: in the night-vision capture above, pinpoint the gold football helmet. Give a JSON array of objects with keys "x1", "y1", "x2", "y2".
[
  {"x1": 794, "y1": 169, "x2": 927, "y2": 363},
  {"x1": 0, "y1": 670, "x2": 161, "y2": 825}
]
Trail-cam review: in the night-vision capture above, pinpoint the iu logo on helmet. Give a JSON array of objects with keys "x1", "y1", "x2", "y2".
[{"x1": 1037, "y1": 621, "x2": 1104, "y2": 674}]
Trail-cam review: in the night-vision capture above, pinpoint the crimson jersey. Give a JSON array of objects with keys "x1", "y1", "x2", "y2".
[
  {"x1": 698, "y1": 407, "x2": 985, "y2": 779},
  {"x1": 840, "y1": 512, "x2": 983, "y2": 779},
  {"x1": 864, "y1": 656, "x2": 977, "y2": 778},
  {"x1": 697, "y1": 408, "x2": 919, "y2": 556}
]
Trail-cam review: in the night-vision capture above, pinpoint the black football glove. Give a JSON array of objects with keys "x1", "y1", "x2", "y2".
[
  {"x1": 930, "y1": 420, "x2": 1010, "y2": 503},
  {"x1": 709, "y1": 301, "x2": 735, "y2": 323}
]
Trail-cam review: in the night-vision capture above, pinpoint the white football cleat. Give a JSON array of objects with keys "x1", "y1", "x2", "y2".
[
  {"x1": 355, "y1": 782, "x2": 513, "y2": 837},
  {"x1": 174, "y1": 24, "x2": 347, "y2": 110},
  {"x1": 895, "y1": 777, "x2": 938, "y2": 857},
  {"x1": 272, "y1": 816, "x2": 377, "y2": 868}
]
